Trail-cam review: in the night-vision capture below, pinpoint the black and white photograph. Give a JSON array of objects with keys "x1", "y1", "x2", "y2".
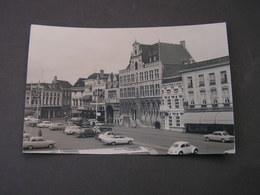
[{"x1": 23, "y1": 22, "x2": 235, "y2": 155}]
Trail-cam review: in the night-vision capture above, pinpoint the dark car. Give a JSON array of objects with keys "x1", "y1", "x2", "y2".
[{"x1": 77, "y1": 129, "x2": 97, "y2": 138}]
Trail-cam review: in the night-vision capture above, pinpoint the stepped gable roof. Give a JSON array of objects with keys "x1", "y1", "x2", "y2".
[
  {"x1": 55, "y1": 80, "x2": 72, "y2": 88},
  {"x1": 73, "y1": 78, "x2": 87, "y2": 87},
  {"x1": 178, "y1": 56, "x2": 230, "y2": 73}
]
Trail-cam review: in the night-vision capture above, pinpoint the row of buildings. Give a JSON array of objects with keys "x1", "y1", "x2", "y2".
[{"x1": 25, "y1": 40, "x2": 234, "y2": 134}]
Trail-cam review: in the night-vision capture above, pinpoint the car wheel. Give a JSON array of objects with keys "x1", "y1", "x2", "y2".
[
  {"x1": 111, "y1": 142, "x2": 116, "y2": 146},
  {"x1": 206, "y1": 137, "x2": 210, "y2": 142},
  {"x1": 48, "y1": 144, "x2": 54, "y2": 149},
  {"x1": 128, "y1": 140, "x2": 133, "y2": 145},
  {"x1": 221, "y1": 139, "x2": 225, "y2": 143},
  {"x1": 193, "y1": 149, "x2": 198, "y2": 154},
  {"x1": 178, "y1": 151, "x2": 183, "y2": 155},
  {"x1": 28, "y1": 145, "x2": 33, "y2": 150}
]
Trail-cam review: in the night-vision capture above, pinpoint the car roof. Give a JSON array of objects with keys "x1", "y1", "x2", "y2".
[
  {"x1": 173, "y1": 141, "x2": 189, "y2": 144},
  {"x1": 30, "y1": 137, "x2": 43, "y2": 139}
]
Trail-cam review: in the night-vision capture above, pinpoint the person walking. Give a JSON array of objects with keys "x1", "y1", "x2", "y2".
[{"x1": 38, "y1": 129, "x2": 42, "y2": 137}]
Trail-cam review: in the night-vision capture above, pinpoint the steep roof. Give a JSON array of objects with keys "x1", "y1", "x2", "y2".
[
  {"x1": 73, "y1": 78, "x2": 87, "y2": 87},
  {"x1": 55, "y1": 80, "x2": 72, "y2": 88},
  {"x1": 159, "y1": 42, "x2": 193, "y2": 64}
]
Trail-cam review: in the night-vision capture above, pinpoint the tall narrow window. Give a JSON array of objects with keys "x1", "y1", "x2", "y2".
[
  {"x1": 169, "y1": 115, "x2": 173, "y2": 127},
  {"x1": 140, "y1": 72, "x2": 144, "y2": 82},
  {"x1": 200, "y1": 89, "x2": 207, "y2": 107},
  {"x1": 140, "y1": 86, "x2": 144, "y2": 97},
  {"x1": 222, "y1": 87, "x2": 230, "y2": 106},
  {"x1": 155, "y1": 84, "x2": 160, "y2": 95},
  {"x1": 132, "y1": 87, "x2": 135, "y2": 97},
  {"x1": 176, "y1": 114, "x2": 180, "y2": 127},
  {"x1": 167, "y1": 97, "x2": 172, "y2": 108},
  {"x1": 120, "y1": 89, "x2": 123, "y2": 98},
  {"x1": 175, "y1": 98, "x2": 179, "y2": 108},
  {"x1": 155, "y1": 69, "x2": 159, "y2": 79},
  {"x1": 144, "y1": 71, "x2": 148, "y2": 81},
  {"x1": 188, "y1": 91, "x2": 195, "y2": 108},
  {"x1": 150, "y1": 85, "x2": 154, "y2": 96},
  {"x1": 149, "y1": 70, "x2": 154, "y2": 80},
  {"x1": 209, "y1": 73, "x2": 216, "y2": 85},
  {"x1": 198, "y1": 74, "x2": 205, "y2": 87},
  {"x1": 135, "y1": 62, "x2": 138, "y2": 70},
  {"x1": 221, "y1": 71, "x2": 228, "y2": 84},
  {"x1": 187, "y1": 77, "x2": 193, "y2": 88},
  {"x1": 210, "y1": 88, "x2": 218, "y2": 107}
]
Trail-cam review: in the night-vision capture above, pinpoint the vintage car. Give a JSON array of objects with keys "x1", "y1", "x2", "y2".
[
  {"x1": 77, "y1": 129, "x2": 96, "y2": 138},
  {"x1": 49, "y1": 123, "x2": 66, "y2": 130},
  {"x1": 96, "y1": 131, "x2": 115, "y2": 141},
  {"x1": 167, "y1": 141, "x2": 198, "y2": 155},
  {"x1": 37, "y1": 121, "x2": 52, "y2": 128},
  {"x1": 23, "y1": 133, "x2": 31, "y2": 141},
  {"x1": 102, "y1": 135, "x2": 134, "y2": 146},
  {"x1": 64, "y1": 125, "x2": 82, "y2": 135},
  {"x1": 24, "y1": 116, "x2": 35, "y2": 121},
  {"x1": 27, "y1": 119, "x2": 41, "y2": 127},
  {"x1": 23, "y1": 137, "x2": 55, "y2": 150},
  {"x1": 204, "y1": 131, "x2": 235, "y2": 143},
  {"x1": 92, "y1": 125, "x2": 112, "y2": 134}
]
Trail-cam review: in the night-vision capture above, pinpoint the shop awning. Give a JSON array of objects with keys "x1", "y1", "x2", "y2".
[
  {"x1": 182, "y1": 112, "x2": 202, "y2": 124},
  {"x1": 81, "y1": 95, "x2": 92, "y2": 101},
  {"x1": 200, "y1": 112, "x2": 217, "y2": 124},
  {"x1": 182, "y1": 111, "x2": 234, "y2": 125},
  {"x1": 215, "y1": 112, "x2": 234, "y2": 124}
]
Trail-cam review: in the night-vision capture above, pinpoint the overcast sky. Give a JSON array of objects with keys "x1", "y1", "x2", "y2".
[{"x1": 27, "y1": 22, "x2": 229, "y2": 85}]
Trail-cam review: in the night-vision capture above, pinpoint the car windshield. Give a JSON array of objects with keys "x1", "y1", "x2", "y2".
[
  {"x1": 172, "y1": 143, "x2": 179, "y2": 147},
  {"x1": 223, "y1": 132, "x2": 228, "y2": 135}
]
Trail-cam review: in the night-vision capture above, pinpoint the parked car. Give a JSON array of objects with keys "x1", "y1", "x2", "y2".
[
  {"x1": 96, "y1": 131, "x2": 115, "y2": 141},
  {"x1": 27, "y1": 119, "x2": 41, "y2": 127},
  {"x1": 49, "y1": 123, "x2": 66, "y2": 130},
  {"x1": 102, "y1": 135, "x2": 134, "y2": 146},
  {"x1": 23, "y1": 133, "x2": 31, "y2": 141},
  {"x1": 23, "y1": 137, "x2": 55, "y2": 150},
  {"x1": 204, "y1": 131, "x2": 235, "y2": 143},
  {"x1": 167, "y1": 141, "x2": 198, "y2": 155},
  {"x1": 64, "y1": 125, "x2": 82, "y2": 135},
  {"x1": 37, "y1": 121, "x2": 52, "y2": 128},
  {"x1": 77, "y1": 129, "x2": 97, "y2": 138},
  {"x1": 24, "y1": 116, "x2": 35, "y2": 121}
]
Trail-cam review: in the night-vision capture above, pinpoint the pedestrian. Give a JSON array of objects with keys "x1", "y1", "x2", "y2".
[{"x1": 38, "y1": 129, "x2": 42, "y2": 137}]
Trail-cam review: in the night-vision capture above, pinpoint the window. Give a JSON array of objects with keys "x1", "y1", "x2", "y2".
[
  {"x1": 123, "y1": 75, "x2": 126, "y2": 84},
  {"x1": 119, "y1": 76, "x2": 123, "y2": 85},
  {"x1": 210, "y1": 88, "x2": 218, "y2": 107},
  {"x1": 169, "y1": 116, "x2": 173, "y2": 127},
  {"x1": 50, "y1": 97, "x2": 52, "y2": 105},
  {"x1": 221, "y1": 71, "x2": 228, "y2": 84},
  {"x1": 150, "y1": 85, "x2": 154, "y2": 96},
  {"x1": 145, "y1": 85, "x2": 149, "y2": 96},
  {"x1": 200, "y1": 89, "x2": 207, "y2": 107},
  {"x1": 53, "y1": 97, "x2": 56, "y2": 105},
  {"x1": 198, "y1": 74, "x2": 205, "y2": 87},
  {"x1": 57, "y1": 97, "x2": 60, "y2": 105},
  {"x1": 132, "y1": 87, "x2": 135, "y2": 97},
  {"x1": 131, "y1": 74, "x2": 135, "y2": 82},
  {"x1": 127, "y1": 75, "x2": 130, "y2": 83},
  {"x1": 188, "y1": 91, "x2": 195, "y2": 108},
  {"x1": 128, "y1": 88, "x2": 131, "y2": 97},
  {"x1": 140, "y1": 72, "x2": 144, "y2": 82},
  {"x1": 136, "y1": 73, "x2": 138, "y2": 82},
  {"x1": 167, "y1": 98, "x2": 172, "y2": 108},
  {"x1": 155, "y1": 69, "x2": 159, "y2": 79},
  {"x1": 174, "y1": 88, "x2": 178, "y2": 93},
  {"x1": 144, "y1": 71, "x2": 148, "y2": 81},
  {"x1": 153, "y1": 56, "x2": 157, "y2": 61},
  {"x1": 175, "y1": 98, "x2": 179, "y2": 108},
  {"x1": 124, "y1": 88, "x2": 127, "y2": 98},
  {"x1": 222, "y1": 87, "x2": 230, "y2": 106},
  {"x1": 176, "y1": 114, "x2": 180, "y2": 127},
  {"x1": 187, "y1": 77, "x2": 193, "y2": 88},
  {"x1": 149, "y1": 70, "x2": 154, "y2": 80},
  {"x1": 135, "y1": 62, "x2": 138, "y2": 70},
  {"x1": 140, "y1": 86, "x2": 144, "y2": 97},
  {"x1": 120, "y1": 89, "x2": 123, "y2": 98},
  {"x1": 209, "y1": 73, "x2": 216, "y2": 85},
  {"x1": 155, "y1": 84, "x2": 160, "y2": 95}
]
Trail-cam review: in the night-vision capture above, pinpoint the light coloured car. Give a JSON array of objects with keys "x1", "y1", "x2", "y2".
[
  {"x1": 49, "y1": 123, "x2": 66, "y2": 130},
  {"x1": 24, "y1": 116, "x2": 35, "y2": 121},
  {"x1": 102, "y1": 135, "x2": 134, "y2": 146},
  {"x1": 64, "y1": 125, "x2": 82, "y2": 135},
  {"x1": 27, "y1": 118, "x2": 41, "y2": 127},
  {"x1": 167, "y1": 141, "x2": 198, "y2": 155},
  {"x1": 37, "y1": 121, "x2": 52, "y2": 128},
  {"x1": 204, "y1": 131, "x2": 235, "y2": 143},
  {"x1": 97, "y1": 131, "x2": 115, "y2": 141},
  {"x1": 23, "y1": 137, "x2": 55, "y2": 150}
]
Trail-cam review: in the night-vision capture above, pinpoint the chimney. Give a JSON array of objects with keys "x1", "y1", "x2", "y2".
[
  {"x1": 180, "y1": 40, "x2": 186, "y2": 49},
  {"x1": 100, "y1": 69, "x2": 104, "y2": 79},
  {"x1": 53, "y1": 75, "x2": 57, "y2": 84}
]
